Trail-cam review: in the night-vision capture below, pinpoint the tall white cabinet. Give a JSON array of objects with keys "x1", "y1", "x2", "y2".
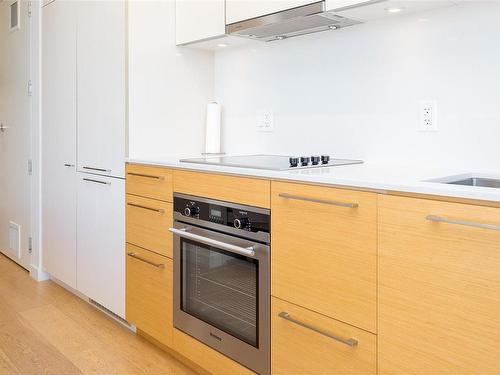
[
  {"x1": 42, "y1": 0, "x2": 78, "y2": 289},
  {"x1": 77, "y1": 175, "x2": 125, "y2": 318},
  {"x1": 42, "y1": 0, "x2": 126, "y2": 317},
  {"x1": 77, "y1": 1, "x2": 126, "y2": 178}
]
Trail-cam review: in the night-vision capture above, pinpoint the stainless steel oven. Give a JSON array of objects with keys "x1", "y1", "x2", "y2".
[{"x1": 169, "y1": 193, "x2": 270, "y2": 375}]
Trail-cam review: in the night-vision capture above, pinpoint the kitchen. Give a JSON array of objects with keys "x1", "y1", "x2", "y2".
[{"x1": 0, "y1": 0, "x2": 499, "y2": 374}]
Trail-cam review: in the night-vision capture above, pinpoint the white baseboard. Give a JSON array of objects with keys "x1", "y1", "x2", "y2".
[
  {"x1": 50, "y1": 276, "x2": 88, "y2": 300},
  {"x1": 29, "y1": 264, "x2": 50, "y2": 281}
]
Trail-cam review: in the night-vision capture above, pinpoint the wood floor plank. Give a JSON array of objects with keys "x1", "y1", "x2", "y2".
[
  {"x1": 0, "y1": 255, "x2": 196, "y2": 375},
  {"x1": 0, "y1": 300, "x2": 82, "y2": 375},
  {"x1": 20, "y1": 304, "x2": 148, "y2": 375},
  {"x1": 0, "y1": 348, "x2": 21, "y2": 375},
  {"x1": 0, "y1": 262, "x2": 74, "y2": 314},
  {"x1": 57, "y1": 299, "x2": 196, "y2": 375}
]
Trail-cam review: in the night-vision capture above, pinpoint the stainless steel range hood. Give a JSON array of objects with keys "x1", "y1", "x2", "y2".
[{"x1": 226, "y1": 1, "x2": 363, "y2": 42}]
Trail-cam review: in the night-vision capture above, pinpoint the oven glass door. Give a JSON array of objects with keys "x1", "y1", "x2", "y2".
[{"x1": 181, "y1": 237, "x2": 259, "y2": 347}]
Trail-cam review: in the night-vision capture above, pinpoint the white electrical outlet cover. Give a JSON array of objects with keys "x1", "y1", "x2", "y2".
[
  {"x1": 256, "y1": 109, "x2": 274, "y2": 132},
  {"x1": 419, "y1": 101, "x2": 438, "y2": 132}
]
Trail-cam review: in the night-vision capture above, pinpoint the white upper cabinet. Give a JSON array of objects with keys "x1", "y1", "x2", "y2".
[
  {"x1": 175, "y1": 0, "x2": 226, "y2": 45},
  {"x1": 328, "y1": 1, "x2": 458, "y2": 21},
  {"x1": 77, "y1": 1, "x2": 126, "y2": 178},
  {"x1": 326, "y1": 0, "x2": 369, "y2": 11},
  {"x1": 42, "y1": 0, "x2": 78, "y2": 289},
  {"x1": 326, "y1": 0, "x2": 370, "y2": 11},
  {"x1": 225, "y1": 0, "x2": 318, "y2": 24},
  {"x1": 327, "y1": 0, "x2": 457, "y2": 22}
]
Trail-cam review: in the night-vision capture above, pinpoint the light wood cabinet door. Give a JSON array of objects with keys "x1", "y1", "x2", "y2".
[
  {"x1": 272, "y1": 297, "x2": 376, "y2": 375},
  {"x1": 126, "y1": 244, "x2": 173, "y2": 347},
  {"x1": 271, "y1": 182, "x2": 377, "y2": 332},
  {"x1": 126, "y1": 164, "x2": 173, "y2": 202},
  {"x1": 126, "y1": 195, "x2": 173, "y2": 258},
  {"x1": 174, "y1": 170, "x2": 270, "y2": 208},
  {"x1": 379, "y1": 195, "x2": 500, "y2": 375},
  {"x1": 173, "y1": 329, "x2": 254, "y2": 375}
]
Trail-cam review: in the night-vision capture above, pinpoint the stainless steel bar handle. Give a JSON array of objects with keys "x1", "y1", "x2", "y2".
[
  {"x1": 426, "y1": 215, "x2": 500, "y2": 232},
  {"x1": 169, "y1": 227, "x2": 256, "y2": 257},
  {"x1": 83, "y1": 166, "x2": 112, "y2": 173},
  {"x1": 127, "y1": 202, "x2": 164, "y2": 214},
  {"x1": 127, "y1": 172, "x2": 164, "y2": 180},
  {"x1": 127, "y1": 252, "x2": 165, "y2": 268},
  {"x1": 83, "y1": 178, "x2": 111, "y2": 185},
  {"x1": 279, "y1": 193, "x2": 359, "y2": 209},
  {"x1": 64, "y1": 163, "x2": 75, "y2": 167},
  {"x1": 278, "y1": 312, "x2": 358, "y2": 347}
]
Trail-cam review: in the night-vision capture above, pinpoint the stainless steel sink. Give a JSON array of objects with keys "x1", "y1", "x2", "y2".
[
  {"x1": 428, "y1": 175, "x2": 500, "y2": 189},
  {"x1": 446, "y1": 177, "x2": 500, "y2": 188}
]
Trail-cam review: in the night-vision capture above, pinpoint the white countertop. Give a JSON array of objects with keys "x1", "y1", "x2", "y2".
[{"x1": 127, "y1": 156, "x2": 500, "y2": 203}]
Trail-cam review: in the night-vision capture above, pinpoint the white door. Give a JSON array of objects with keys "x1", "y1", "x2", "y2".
[
  {"x1": 41, "y1": 0, "x2": 77, "y2": 288},
  {"x1": 77, "y1": 173, "x2": 125, "y2": 318},
  {"x1": 0, "y1": 0, "x2": 32, "y2": 269},
  {"x1": 76, "y1": 1, "x2": 126, "y2": 178}
]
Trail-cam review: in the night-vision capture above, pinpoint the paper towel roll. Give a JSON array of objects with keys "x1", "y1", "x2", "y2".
[{"x1": 205, "y1": 102, "x2": 222, "y2": 154}]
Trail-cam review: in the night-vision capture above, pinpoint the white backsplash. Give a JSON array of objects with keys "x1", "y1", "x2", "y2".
[{"x1": 214, "y1": 2, "x2": 500, "y2": 171}]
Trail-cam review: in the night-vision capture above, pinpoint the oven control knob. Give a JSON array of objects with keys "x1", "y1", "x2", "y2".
[
  {"x1": 321, "y1": 155, "x2": 330, "y2": 164},
  {"x1": 184, "y1": 205, "x2": 199, "y2": 217},
  {"x1": 300, "y1": 156, "x2": 310, "y2": 166},
  {"x1": 289, "y1": 157, "x2": 299, "y2": 168},
  {"x1": 311, "y1": 156, "x2": 320, "y2": 165},
  {"x1": 234, "y1": 217, "x2": 250, "y2": 229}
]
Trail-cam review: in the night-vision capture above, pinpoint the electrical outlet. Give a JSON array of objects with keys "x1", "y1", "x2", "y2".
[
  {"x1": 419, "y1": 101, "x2": 438, "y2": 132},
  {"x1": 256, "y1": 109, "x2": 274, "y2": 132}
]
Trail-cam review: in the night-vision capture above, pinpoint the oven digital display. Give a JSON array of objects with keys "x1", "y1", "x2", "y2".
[{"x1": 210, "y1": 208, "x2": 222, "y2": 218}]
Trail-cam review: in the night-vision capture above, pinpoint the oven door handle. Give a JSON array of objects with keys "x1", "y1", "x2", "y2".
[{"x1": 169, "y1": 227, "x2": 256, "y2": 257}]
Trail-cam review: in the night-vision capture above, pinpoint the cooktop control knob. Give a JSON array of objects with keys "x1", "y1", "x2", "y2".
[
  {"x1": 300, "y1": 156, "x2": 310, "y2": 166},
  {"x1": 234, "y1": 217, "x2": 250, "y2": 230},
  {"x1": 311, "y1": 156, "x2": 320, "y2": 165},
  {"x1": 321, "y1": 155, "x2": 330, "y2": 164},
  {"x1": 289, "y1": 157, "x2": 299, "y2": 168},
  {"x1": 184, "y1": 204, "x2": 199, "y2": 217}
]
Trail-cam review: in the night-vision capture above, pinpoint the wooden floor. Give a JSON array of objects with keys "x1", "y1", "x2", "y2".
[{"x1": 0, "y1": 254, "x2": 197, "y2": 375}]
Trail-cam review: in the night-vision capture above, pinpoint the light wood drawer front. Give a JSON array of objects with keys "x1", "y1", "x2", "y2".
[
  {"x1": 172, "y1": 329, "x2": 254, "y2": 375},
  {"x1": 126, "y1": 195, "x2": 173, "y2": 258},
  {"x1": 271, "y1": 181, "x2": 377, "y2": 332},
  {"x1": 379, "y1": 195, "x2": 500, "y2": 375},
  {"x1": 272, "y1": 297, "x2": 376, "y2": 375},
  {"x1": 173, "y1": 170, "x2": 270, "y2": 208},
  {"x1": 126, "y1": 164, "x2": 173, "y2": 202},
  {"x1": 126, "y1": 244, "x2": 173, "y2": 347}
]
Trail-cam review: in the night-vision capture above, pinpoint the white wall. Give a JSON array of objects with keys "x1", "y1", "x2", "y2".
[
  {"x1": 214, "y1": 2, "x2": 500, "y2": 171},
  {"x1": 128, "y1": 0, "x2": 214, "y2": 159}
]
